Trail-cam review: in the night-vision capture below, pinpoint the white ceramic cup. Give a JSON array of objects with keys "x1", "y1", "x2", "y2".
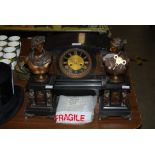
[
  {"x1": 8, "y1": 36, "x2": 20, "y2": 41},
  {"x1": 0, "y1": 59, "x2": 11, "y2": 64},
  {"x1": 0, "y1": 41, "x2": 7, "y2": 47},
  {"x1": 8, "y1": 41, "x2": 20, "y2": 47},
  {"x1": 0, "y1": 52, "x2": 3, "y2": 57},
  {"x1": 0, "y1": 35, "x2": 8, "y2": 41},
  {"x1": 3, "y1": 52, "x2": 16, "y2": 59},
  {"x1": 8, "y1": 41, "x2": 21, "y2": 57},
  {"x1": 3, "y1": 47, "x2": 16, "y2": 53}
]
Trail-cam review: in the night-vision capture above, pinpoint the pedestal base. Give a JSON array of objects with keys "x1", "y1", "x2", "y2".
[
  {"x1": 25, "y1": 78, "x2": 58, "y2": 118},
  {"x1": 99, "y1": 96, "x2": 132, "y2": 120}
]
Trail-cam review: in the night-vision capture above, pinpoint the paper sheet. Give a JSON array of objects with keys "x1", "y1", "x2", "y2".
[{"x1": 56, "y1": 95, "x2": 97, "y2": 124}]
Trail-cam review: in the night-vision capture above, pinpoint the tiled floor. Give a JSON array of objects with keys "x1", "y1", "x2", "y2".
[{"x1": 110, "y1": 26, "x2": 155, "y2": 128}]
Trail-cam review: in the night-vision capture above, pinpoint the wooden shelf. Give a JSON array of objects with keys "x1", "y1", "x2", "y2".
[{"x1": 0, "y1": 25, "x2": 110, "y2": 33}]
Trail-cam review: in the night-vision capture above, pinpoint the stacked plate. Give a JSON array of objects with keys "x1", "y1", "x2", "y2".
[{"x1": 0, "y1": 35, "x2": 21, "y2": 70}]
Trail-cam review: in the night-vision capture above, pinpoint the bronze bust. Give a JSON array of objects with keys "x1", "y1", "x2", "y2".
[
  {"x1": 15, "y1": 36, "x2": 51, "y2": 82},
  {"x1": 26, "y1": 36, "x2": 51, "y2": 82},
  {"x1": 103, "y1": 53, "x2": 129, "y2": 83},
  {"x1": 23, "y1": 36, "x2": 54, "y2": 118}
]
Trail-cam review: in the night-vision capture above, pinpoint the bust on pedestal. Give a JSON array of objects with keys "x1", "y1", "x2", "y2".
[{"x1": 24, "y1": 36, "x2": 57, "y2": 118}]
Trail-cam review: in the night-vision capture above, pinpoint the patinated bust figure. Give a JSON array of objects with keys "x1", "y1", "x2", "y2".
[
  {"x1": 103, "y1": 53, "x2": 129, "y2": 83},
  {"x1": 26, "y1": 36, "x2": 51, "y2": 82},
  {"x1": 16, "y1": 36, "x2": 51, "y2": 82}
]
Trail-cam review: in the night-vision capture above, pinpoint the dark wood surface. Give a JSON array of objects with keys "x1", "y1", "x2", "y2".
[{"x1": 0, "y1": 38, "x2": 141, "y2": 129}]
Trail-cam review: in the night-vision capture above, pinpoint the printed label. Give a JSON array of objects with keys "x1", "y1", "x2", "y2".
[
  {"x1": 122, "y1": 85, "x2": 130, "y2": 89},
  {"x1": 72, "y1": 43, "x2": 82, "y2": 46},
  {"x1": 45, "y1": 85, "x2": 53, "y2": 89}
]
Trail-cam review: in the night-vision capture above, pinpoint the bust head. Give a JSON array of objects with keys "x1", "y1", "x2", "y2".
[{"x1": 32, "y1": 36, "x2": 45, "y2": 55}]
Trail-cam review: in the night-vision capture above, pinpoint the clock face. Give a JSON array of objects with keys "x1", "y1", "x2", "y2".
[{"x1": 59, "y1": 48, "x2": 92, "y2": 78}]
